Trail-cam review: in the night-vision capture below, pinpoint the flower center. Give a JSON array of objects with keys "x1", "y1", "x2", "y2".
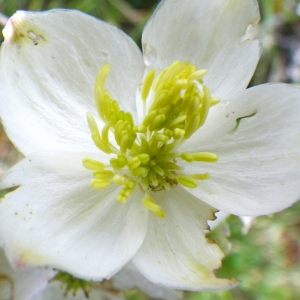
[{"x1": 83, "y1": 61, "x2": 219, "y2": 217}]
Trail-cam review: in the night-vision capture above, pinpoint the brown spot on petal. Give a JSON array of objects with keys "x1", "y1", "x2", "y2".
[
  {"x1": 207, "y1": 238, "x2": 217, "y2": 244},
  {"x1": 4, "y1": 13, "x2": 47, "y2": 47}
]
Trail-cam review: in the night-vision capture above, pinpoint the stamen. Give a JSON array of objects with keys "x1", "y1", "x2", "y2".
[
  {"x1": 188, "y1": 69, "x2": 208, "y2": 81},
  {"x1": 84, "y1": 61, "x2": 220, "y2": 217},
  {"x1": 82, "y1": 158, "x2": 104, "y2": 170},
  {"x1": 198, "y1": 86, "x2": 211, "y2": 127},
  {"x1": 141, "y1": 69, "x2": 155, "y2": 101},
  {"x1": 142, "y1": 194, "x2": 165, "y2": 217},
  {"x1": 180, "y1": 152, "x2": 218, "y2": 163},
  {"x1": 91, "y1": 179, "x2": 111, "y2": 190},
  {"x1": 176, "y1": 176, "x2": 198, "y2": 188},
  {"x1": 113, "y1": 175, "x2": 126, "y2": 185},
  {"x1": 192, "y1": 173, "x2": 210, "y2": 180}
]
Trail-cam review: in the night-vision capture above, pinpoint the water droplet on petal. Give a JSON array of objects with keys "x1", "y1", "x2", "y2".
[{"x1": 142, "y1": 43, "x2": 157, "y2": 67}]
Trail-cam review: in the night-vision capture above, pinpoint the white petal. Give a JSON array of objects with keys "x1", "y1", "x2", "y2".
[
  {"x1": 133, "y1": 187, "x2": 238, "y2": 291},
  {"x1": 208, "y1": 211, "x2": 229, "y2": 230},
  {"x1": 0, "y1": 248, "x2": 55, "y2": 300},
  {"x1": 142, "y1": 0, "x2": 260, "y2": 99},
  {"x1": 0, "y1": 151, "x2": 147, "y2": 280},
  {"x1": 180, "y1": 83, "x2": 300, "y2": 216},
  {"x1": 112, "y1": 262, "x2": 181, "y2": 299},
  {"x1": 0, "y1": 10, "x2": 144, "y2": 155}
]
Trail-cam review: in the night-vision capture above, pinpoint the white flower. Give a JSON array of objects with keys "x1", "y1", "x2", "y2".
[
  {"x1": 0, "y1": 248, "x2": 55, "y2": 300},
  {"x1": 0, "y1": 0, "x2": 300, "y2": 292},
  {"x1": 0, "y1": 246, "x2": 178, "y2": 300}
]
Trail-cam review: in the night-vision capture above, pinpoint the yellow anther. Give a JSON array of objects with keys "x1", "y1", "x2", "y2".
[
  {"x1": 149, "y1": 171, "x2": 159, "y2": 186},
  {"x1": 94, "y1": 169, "x2": 114, "y2": 177},
  {"x1": 153, "y1": 165, "x2": 164, "y2": 176},
  {"x1": 123, "y1": 188, "x2": 134, "y2": 197},
  {"x1": 86, "y1": 112, "x2": 100, "y2": 135},
  {"x1": 94, "y1": 64, "x2": 111, "y2": 120},
  {"x1": 131, "y1": 167, "x2": 148, "y2": 176},
  {"x1": 111, "y1": 100, "x2": 120, "y2": 115},
  {"x1": 137, "y1": 154, "x2": 150, "y2": 164},
  {"x1": 116, "y1": 185, "x2": 135, "y2": 203},
  {"x1": 142, "y1": 110, "x2": 157, "y2": 127},
  {"x1": 116, "y1": 194, "x2": 127, "y2": 203},
  {"x1": 120, "y1": 132, "x2": 129, "y2": 153},
  {"x1": 163, "y1": 129, "x2": 173, "y2": 137},
  {"x1": 91, "y1": 179, "x2": 111, "y2": 190},
  {"x1": 149, "y1": 90, "x2": 174, "y2": 112},
  {"x1": 82, "y1": 158, "x2": 104, "y2": 170},
  {"x1": 125, "y1": 180, "x2": 136, "y2": 189},
  {"x1": 87, "y1": 113, "x2": 112, "y2": 153},
  {"x1": 180, "y1": 152, "x2": 218, "y2": 163},
  {"x1": 198, "y1": 86, "x2": 211, "y2": 127},
  {"x1": 152, "y1": 133, "x2": 170, "y2": 143},
  {"x1": 163, "y1": 161, "x2": 182, "y2": 170},
  {"x1": 115, "y1": 120, "x2": 125, "y2": 144},
  {"x1": 118, "y1": 110, "x2": 125, "y2": 121},
  {"x1": 192, "y1": 152, "x2": 218, "y2": 162},
  {"x1": 128, "y1": 157, "x2": 141, "y2": 169},
  {"x1": 91, "y1": 133, "x2": 112, "y2": 154},
  {"x1": 98, "y1": 90, "x2": 113, "y2": 122},
  {"x1": 113, "y1": 175, "x2": 126, "y2": 185},
  {"x1": 183, "y1": 83, "x2": 196, "y2": 100},
  {"x1": 110, "y1": 158, "x2": 124, "y2": 169},
  {"x1": 141, "y1": 69, "x2": 155, "y2": 101},
  {"x1": 153, "y1": 60, "x2": 179, "y2": 90},
  {"x1": 210, "y1": 97, "x2": 220, "y2": 107},
  {"x1": 192, "y1": 173, "x2": 210, "y2": 180},
  {"x1": 142, "y1": 194, "x2": 165, "y2": 218},
  {"x1": 188, "y1": 69, "x2": 208, "y2": 81},
  {"x1": 175, "y1": 79, "x2": 188, "y2": 89},
  {"x1": 128, "y1": 134, "x2": 137, "y2": 149},
  {"x1": 95, "y1": 63, "x2": 111, "y2": 90},
  {"x1": 164, "y1": 170, "x2": 177, "y2": 179},
  {"x1": 133, "y1": 125, "x2": 147, "y2": 133},
  {"x1": 117, "y1": 154, "x2": 128, "y2": 166},
  {"x1": 168, "y1": 115, "x2": 187, "y2": 128},
  {"x1": 125, "y1": 112, "x2": 134, "y2": 127},
  {"x1": 177, "y1": 176, "x2": 198, "y2": 188},
  {"x1": 149, "y1": 114, "x2": 166, "y2": 131},
  {"x1": 101, "y1": 123, "x2": 110, "y2": 144},
  {"x1": 187, "y1": 96, "x2": 201, "y2": 116},
  {"x1": 184, "y1": 114, "x2": 200, "y2": 139},
  {"x1": 179, "y1": 152, "x2": 193, "y2": 162},
  {"x1": 110, "y1": 111, "x2": 118, "y2": 126},
  {"x1": 173, "y1": 128, "x2": 185, "y2": 139}
]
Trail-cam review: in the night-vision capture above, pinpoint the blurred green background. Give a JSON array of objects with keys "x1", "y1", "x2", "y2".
[{"x1": 0, "y1": 0, "x2": 300, "y2": 299}]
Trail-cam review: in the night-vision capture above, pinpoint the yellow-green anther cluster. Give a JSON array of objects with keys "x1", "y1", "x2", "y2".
[{"x1": 84, "y1": 61, "x2": 219, "y2": 217}]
